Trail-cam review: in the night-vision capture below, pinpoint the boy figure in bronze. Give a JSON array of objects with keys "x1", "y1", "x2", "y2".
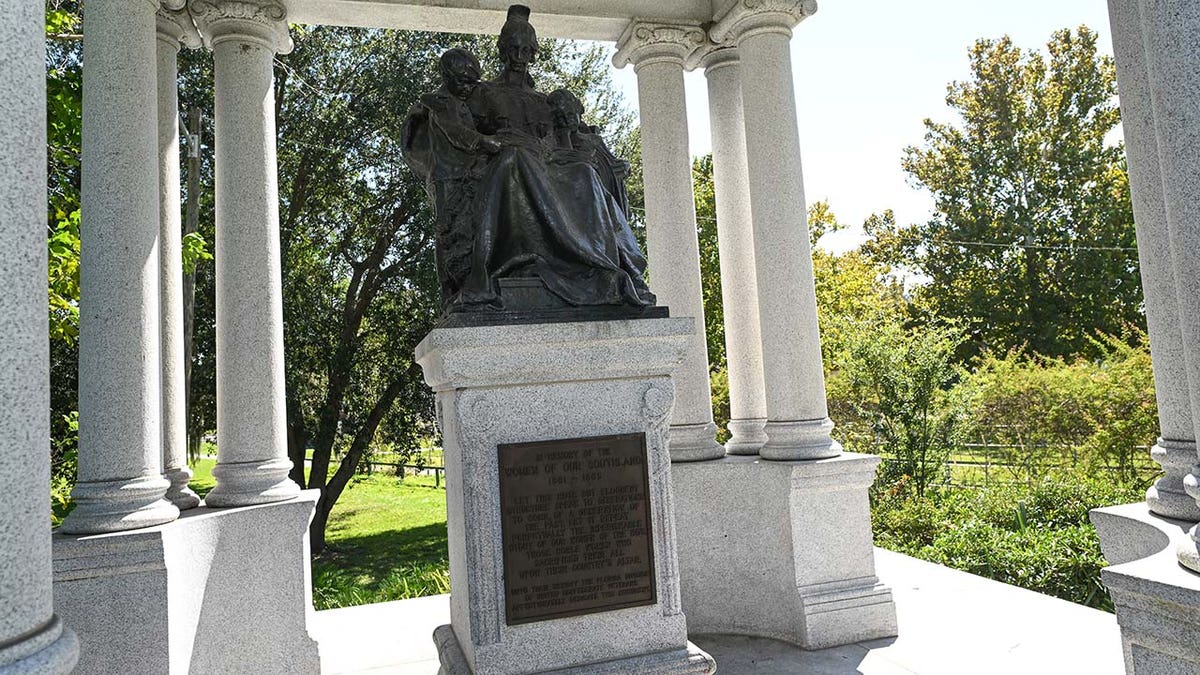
[
  {"x1": 402, "y1": 48, "x2": 502, "y2": 308},
  {"x1": 547, "y1": 88, "x2": 633, "y2": 220}
]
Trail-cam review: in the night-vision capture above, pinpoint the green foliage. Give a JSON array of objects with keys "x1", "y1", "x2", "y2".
[
  {"x1": 692, "y1": 155, "x2": 725, "y2": 371},
  {"x1": 46, "y1": 1, "x2": 85, "y2": 490},
  {"x1": 709, "y1": 368, "x2": 731, "y2": 444},
  {"x1": 180, "y1": 232, "x2": 213, "y2": 275},
  {"x1": 954, "y1": 331, "x2": 1159, "y2": 482},
  {"x1": 47, "y1": 209, "x2": 80, "y2": 345},
  {"x1": 841, "y1": 322, "x2": 969, "y2": 496},
  {"x1": 873, "y1": 476, "x2": 1144, "y2": 610},
  {"x1": 808, "y1": 199, "x2": 846, "y2": 249},
  {"x1": 877, "y1": 27, "x2": 1140, "y2": 359}
]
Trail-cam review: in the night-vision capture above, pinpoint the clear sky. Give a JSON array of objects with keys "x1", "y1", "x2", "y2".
[{"x1": 607, "y1": 0, "x2": 1116, "y2": 253}]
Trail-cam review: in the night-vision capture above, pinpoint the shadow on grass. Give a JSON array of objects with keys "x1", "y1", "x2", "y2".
[{"x1": 312, "y1": 522, "x2": 450, "y2": 610}]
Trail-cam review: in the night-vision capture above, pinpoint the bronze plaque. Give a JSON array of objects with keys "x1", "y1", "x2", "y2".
[{"x1": 498, "y1": 433, "x2": 656, "y2": 625}]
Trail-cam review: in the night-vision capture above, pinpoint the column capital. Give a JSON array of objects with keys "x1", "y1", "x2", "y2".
[
  {"x1": 694, "y1": 43, "x2": 740, "y2": 72},
  {"x1": 613, "y1": 21, "x2": 706, "y2": 71},
  {"x1": 156, "y1": 7, "x2": 202, "y2": 50},
  {"x1": 189, "y1": 0, "x2": 292, "y2": 54},
  {"x1": 709, "y1": 0, "x2": 819, "y2": 44}
]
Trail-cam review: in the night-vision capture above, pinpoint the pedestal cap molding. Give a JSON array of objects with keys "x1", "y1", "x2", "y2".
[
  {"x1": 613, "y1": 20, "x2": 706, "y2": 71},
  {"x1": 709, "y1": 0, "x2": 818, "y2": 44},
  {"x1": 189, "y1": 0, "x2": 293, "y2": 53},
  {"x1": 157, "y1": 6, "x2": 202, "y2": 50}
]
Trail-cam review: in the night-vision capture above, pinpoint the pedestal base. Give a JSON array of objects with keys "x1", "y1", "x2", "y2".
[
  {"x1": 1092, "y1": 502, "x2": 1200, "y2": 674},
  {"x1": 434, "y1": 625, "x2": 714, "y2": 675},
  {"x1": 416, "y1": 319, "x2": 709, "y2": 675},
  {"x1": 672, "y1": 454, "x2": 897, "y2": 649},
  {"x1": 53, "y1": 490, "x2": 320, "y2": 674}
]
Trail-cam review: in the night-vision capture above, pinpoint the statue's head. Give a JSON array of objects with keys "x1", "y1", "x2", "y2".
[
  {"x1": 548, "y1": 89, "x2": 584, "y2": 130},
  {"x1": 439, "y1": 48, "x2": 482, "y2": 99},
  {"x1": 498, "y1": 5, "x2": 537, "y2": 74}
]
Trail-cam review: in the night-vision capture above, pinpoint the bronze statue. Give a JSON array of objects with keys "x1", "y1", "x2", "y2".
[{"x1": 402, "y1": 5, "x2": 656, "y2": 322}]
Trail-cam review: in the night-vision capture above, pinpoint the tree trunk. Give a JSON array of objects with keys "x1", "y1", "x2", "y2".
[
  {"x1": 309, "y1": 377, "x2": 404, "y2": 553},
  {"x1": 183, "y1": 107, "x2": 201, "y2": 461}
]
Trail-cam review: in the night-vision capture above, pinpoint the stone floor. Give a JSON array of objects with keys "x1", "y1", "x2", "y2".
[{"x1": 311, "y1": 548, "x2": 1124, "y2": 674}]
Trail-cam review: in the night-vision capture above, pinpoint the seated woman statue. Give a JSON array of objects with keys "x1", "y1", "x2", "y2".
[{"x1": 402, "y1": 4, "x2": 655, "y2": 317}]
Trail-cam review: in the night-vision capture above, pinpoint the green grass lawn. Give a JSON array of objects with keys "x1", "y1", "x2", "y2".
[{"x1": 189, "y1": 459, "x2": 449, "y2": 611}]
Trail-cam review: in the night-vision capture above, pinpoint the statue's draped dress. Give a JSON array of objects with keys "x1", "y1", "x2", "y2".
[{"x1": 460, "y1": 77, "x2": 653, "y2": 308}]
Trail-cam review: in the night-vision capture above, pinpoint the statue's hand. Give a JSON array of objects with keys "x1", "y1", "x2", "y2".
[{"x1": 479, "y1": 137, "x2": 502, "y2": 154}]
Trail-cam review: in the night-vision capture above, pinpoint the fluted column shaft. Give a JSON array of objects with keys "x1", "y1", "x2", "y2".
[
  {"x1": 615, "y1": 24, "x2": 723, "y2": 462},
  {"x1": 1107, "y1": 0, "x2": 1200, "y2": 522},
  {"x1": 715, "y1": 3, "x2": 840, "y2": 460},
  {"x1": 191, "y1": 0, "x2": 299, "y2": 506},
  {"x1": 157, "y1": 7, "x2": 202, "y2": 511},
  {"x1": 62, "y1": 0, "x2": 180, "y2": 533},
  {"x1": 702, "y1": 47, "x2": 768, "y2": 455},
  {"x1": 0, "y1": 0, "x2": 80, "y2": 669}
]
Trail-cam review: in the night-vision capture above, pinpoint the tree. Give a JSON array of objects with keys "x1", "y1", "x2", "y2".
[{"x1": 879, "y1": 27, "x2": 1139, "y2": 359}]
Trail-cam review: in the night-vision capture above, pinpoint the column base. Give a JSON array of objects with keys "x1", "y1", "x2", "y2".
[
  {"x1": 669, "y1": 422, "x2": 725, "y2": 462},
  {"x1": 164, "y1": 466, "x2": 201, "y2": 511},
  {"x1": 434, "y1": 625, "x2": 715, "y2": 675},
  {"x1": 204, "y1": 457, "x2": 300, "y2": 507},
  {"x1": 1092, "y1": 502, "x2": 1200, "y2": 673},
  {"x1": 759, "y1": 418, "x2": 842, "y2": 461},
  {"x1": 59, "y1": 473, "x2": 179, "y2": 534},
  {"x1": 0, "y1": 615, "x2": 79, "y2": 675},
  {"x1": 1146, "y1": 439, "x2": 1200, "y2": 522},
  {"x1": 672, "y1": 454, "x2": 896, "y2": 649},
  {"x1": 724, "y1": 417, "x2": 767, "y2": 455},
  {"x1": 53, "y1": 490, "x2": 320, "y2": 674}
]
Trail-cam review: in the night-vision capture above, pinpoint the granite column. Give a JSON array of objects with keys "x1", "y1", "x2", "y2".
[
  {"x1": 191, "y1": 0, "x2": 300, "y2": 506},
  {"x1": 1108, "y1": 0, "x2": 1200, "y2": 522},
  {"x1": 61, "y1": 0, "x2": 180, "y2": 533},
  {"x1": 710, "y1": 0, "x2": 839, "y2": 460},
  {"x1": 614, "y1": 23, "x2": 724, "y2": 462},
  {"x1": 157, "y1": 5, "x2": 202, "y2": 511},
  {"x1": 702, "y1": 46, "x2": 768, "y2": 455},
  {"x1": 0, "y1": 0, "x2": 80, "y2": 669},
  {"x1": 1137, "y1": 0, "x2": 1200, "y2": 572}
]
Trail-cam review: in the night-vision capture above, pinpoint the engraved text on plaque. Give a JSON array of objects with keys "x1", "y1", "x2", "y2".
[{"x1": 498, "y1": 433, "x2": 656, "y2": 625}]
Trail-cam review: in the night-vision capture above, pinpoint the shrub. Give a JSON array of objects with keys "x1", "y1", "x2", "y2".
[
  {"x1": 872, "y1": 474, "x2": 1144, "y2": 611},
  {"x1": 842, "y1": 321, "x2": 969, "y2": 497},
  {"x1": 954, "y1": 331, "x2": 1158, "y2": 484}
]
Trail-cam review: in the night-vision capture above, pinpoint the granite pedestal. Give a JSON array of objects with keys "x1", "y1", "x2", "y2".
[
  {"x1": 52, "y1": 491, "x2": 321, "y2": 674},
  {"x1": 415, "y1": 318, "x2": 715, "y2": 675},
  {"x1": 1093, "y1": 502, "x2": 1200, "y2": 673},
  {"x1": 672, "y1": 454, "x2": 897, "y2": 649}
]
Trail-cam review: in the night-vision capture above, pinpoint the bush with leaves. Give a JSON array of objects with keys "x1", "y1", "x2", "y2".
[
  {"x1": 873, "y1": 474, "x2": 1144, "y2": 610},
  {"x1": 841, "y1": 321, "x2": 969, "y2": 497},
  {"x1": 954, "y1": 330, "x2": 1158, "y2": 483}
]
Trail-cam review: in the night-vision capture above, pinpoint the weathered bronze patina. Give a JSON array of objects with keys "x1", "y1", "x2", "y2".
[
  {"x1": 402, "y1": 5, "x2": 659, "y2": 325},
  {"x1": 497, "y1": 433, "x2": 656, "y2": 625}
]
